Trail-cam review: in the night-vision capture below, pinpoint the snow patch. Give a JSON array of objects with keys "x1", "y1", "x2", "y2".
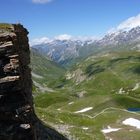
[
  {"x1": 75, "y1": 107, "x2": 93, "y2": 113},
  {"x1": 132, "y1": 83, "x2": 140, "y2": 91},
  {"x1": 32, "y1": 72, "x2": 43, "y2": 79},
  {"x1": 122, "y1": 118, "x2": 140, "y2": 129},
  {"x1": 68, "y1": 102, "x2": 74, "y2": 105},
  {"x1": 118, "y1": 88, "x2": 125, "y2": 94},
  {"x1": 33, "y1": 81, "x2": 54, "y2": 92},
  {"x1": 102, "y1": 126, "x2": 121, "y2": 134},
  {"x1": 82, "y1": 127, "x2": 89, "y2": 130}
]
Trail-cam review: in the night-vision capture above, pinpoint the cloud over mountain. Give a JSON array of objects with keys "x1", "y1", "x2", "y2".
[
  {"x1": 108, "y1": 13, "x2": 140, "y2": 34},
  {"x1": 30, "y1": 37, "x2": 52, "y2": 46},
  {"x1": 117, "y1": 14, "x2": 140, "y2": 30},
  {"x1": 32, "y1": 0, "x2": 53, "y2": 4},
  {"x1": 30, "y1": 34, "x2": 98, "y2": 46},
  {"x1": 54, "y1": 34, "x2": 72, "y2": 41}
]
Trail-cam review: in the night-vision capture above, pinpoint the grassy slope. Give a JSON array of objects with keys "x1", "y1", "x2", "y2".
[
  {"x1": 66, "y1": 51, "x2": 140, "y2": 96},
  {"x1": 30, "y1": 48, "x2": 65, "y2": 93},
  {"x1": 0, "y1": 23, "x2": 13, "y2": 31},
  {"x1": 34, "y1": 51, "x2": 140, "y2": 140}
]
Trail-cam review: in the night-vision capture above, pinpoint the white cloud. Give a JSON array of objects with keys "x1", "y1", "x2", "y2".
[
  {"x1": 107, "y1": 28, "x2": 116, "y2": 34},
  {"x1": 32, "y1": 0, "x2": 53, "y2": 4},
  {"x1": 108, "y1": 13, "x2": 140, "y2": 34},
  {"x1": 30, "y1": 37, "x2": 52, "y2": 46},
  {"x1": 54, "y1": 34, "x2": 98, "y2": 41},
  {"x1": 54, "y1": 34, "x2": 72, "y2": 41},
  {"x1": 117, "y1": 14, "x2": 140, "y2": 30}
]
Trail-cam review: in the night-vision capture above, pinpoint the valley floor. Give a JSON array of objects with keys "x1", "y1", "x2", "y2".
[{"x1": 35, "y1": 94, "x2": 140, "y2": 140}]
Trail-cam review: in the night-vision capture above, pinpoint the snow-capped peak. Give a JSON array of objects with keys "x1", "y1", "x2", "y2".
[
  {"x1": 118, "y1": 14, "x2": 140, "y2": 30},
  {"x1": 30, "y1": 35, "x2": 97, "y2": 46},
  {"x1": 107, "y1": 13, "x2": 140, "y2": 35}
]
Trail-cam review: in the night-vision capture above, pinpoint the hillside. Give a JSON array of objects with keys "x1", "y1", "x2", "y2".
[
  {"x1": 30, "y1": 48, "x2": 65, "y2": 93},
  {"x1": 66, "y1": 51, "x2": 140, "y2": 97},
  {"x1": 34, "y1": 51, "x2": 140, "y2": 140}
]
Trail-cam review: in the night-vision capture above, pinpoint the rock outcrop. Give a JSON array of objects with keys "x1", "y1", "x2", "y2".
[{"x1": 0, "y1": 23, "x2": 68, "y2": 140}]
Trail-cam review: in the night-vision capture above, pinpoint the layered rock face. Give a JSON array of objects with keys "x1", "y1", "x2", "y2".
[
  {"x1": 0, "y1": 24, "x2": 36, "y2": 140},
  {"x1": 0, "y1": 24, "x2": 68, "y2": 140}
]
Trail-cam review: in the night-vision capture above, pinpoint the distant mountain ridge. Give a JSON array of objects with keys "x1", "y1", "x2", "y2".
[
  {"x1": 97, "y1": 26, "x2": 140, "y2": 47},
  {"x1": 31, "y1": 26, "x2": 140, "y2": 67},
  {"x1": 32, "y1": 39, "x2": 94, "y2": 66}
]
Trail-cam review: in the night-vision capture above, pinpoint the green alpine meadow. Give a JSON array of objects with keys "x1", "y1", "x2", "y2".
[{"x1": 32, "y1": 49, "x2": 140, "y2": 140}]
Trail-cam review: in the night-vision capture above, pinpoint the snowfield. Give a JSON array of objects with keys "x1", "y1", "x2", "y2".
[
  {"x1": 122, "y1": 118, "x2": 140, "y2": 129},
  {"x1": 68, "y1": 102, "x2": 74, "y2": 105},
  {"x1": 82, "y1": 127, "x2": 89, "y2": 130},
  {"x1": 32, "y1": 72, "x2": 43, "y2": 79},
  {"x1": 101, "y1": 126, "x2": 121, "y2": 134},
  {"x1": 74, "y1": 107, "x2": 93, "y2": 113},
  {"x1": 132, "y1": 83, "x2": 140, "y2": 91}
]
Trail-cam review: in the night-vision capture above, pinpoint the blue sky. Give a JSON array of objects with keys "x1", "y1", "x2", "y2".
[{"x1": 1, "y1": 0, "x2": 140, "y2": 40}]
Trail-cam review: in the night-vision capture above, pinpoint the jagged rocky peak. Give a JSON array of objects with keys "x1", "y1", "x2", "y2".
[{"x1": 98, "y1": 26, "x2": 140, "y2": 46}]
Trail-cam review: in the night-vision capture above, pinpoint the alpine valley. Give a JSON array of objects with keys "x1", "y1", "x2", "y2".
[
  {"x1": 31, "y1": 23, "x2": 140, "y2": 139},
  {"x1": 32, "y1": 26, "x2": 140, "y2": 67}
]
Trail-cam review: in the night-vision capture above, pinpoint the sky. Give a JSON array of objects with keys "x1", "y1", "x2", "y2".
[{"x1": 1, "y1": 0, "x2": 140, "y2": 42}]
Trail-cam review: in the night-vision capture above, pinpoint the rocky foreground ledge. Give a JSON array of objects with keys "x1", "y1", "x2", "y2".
[{"x1": 0, "y1": 23, "x2": 68, "y2": 140}]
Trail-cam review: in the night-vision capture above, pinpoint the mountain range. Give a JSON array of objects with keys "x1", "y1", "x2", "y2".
[{"x1": 31, "y1": 26, "x2": 140, "y2": 67}]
